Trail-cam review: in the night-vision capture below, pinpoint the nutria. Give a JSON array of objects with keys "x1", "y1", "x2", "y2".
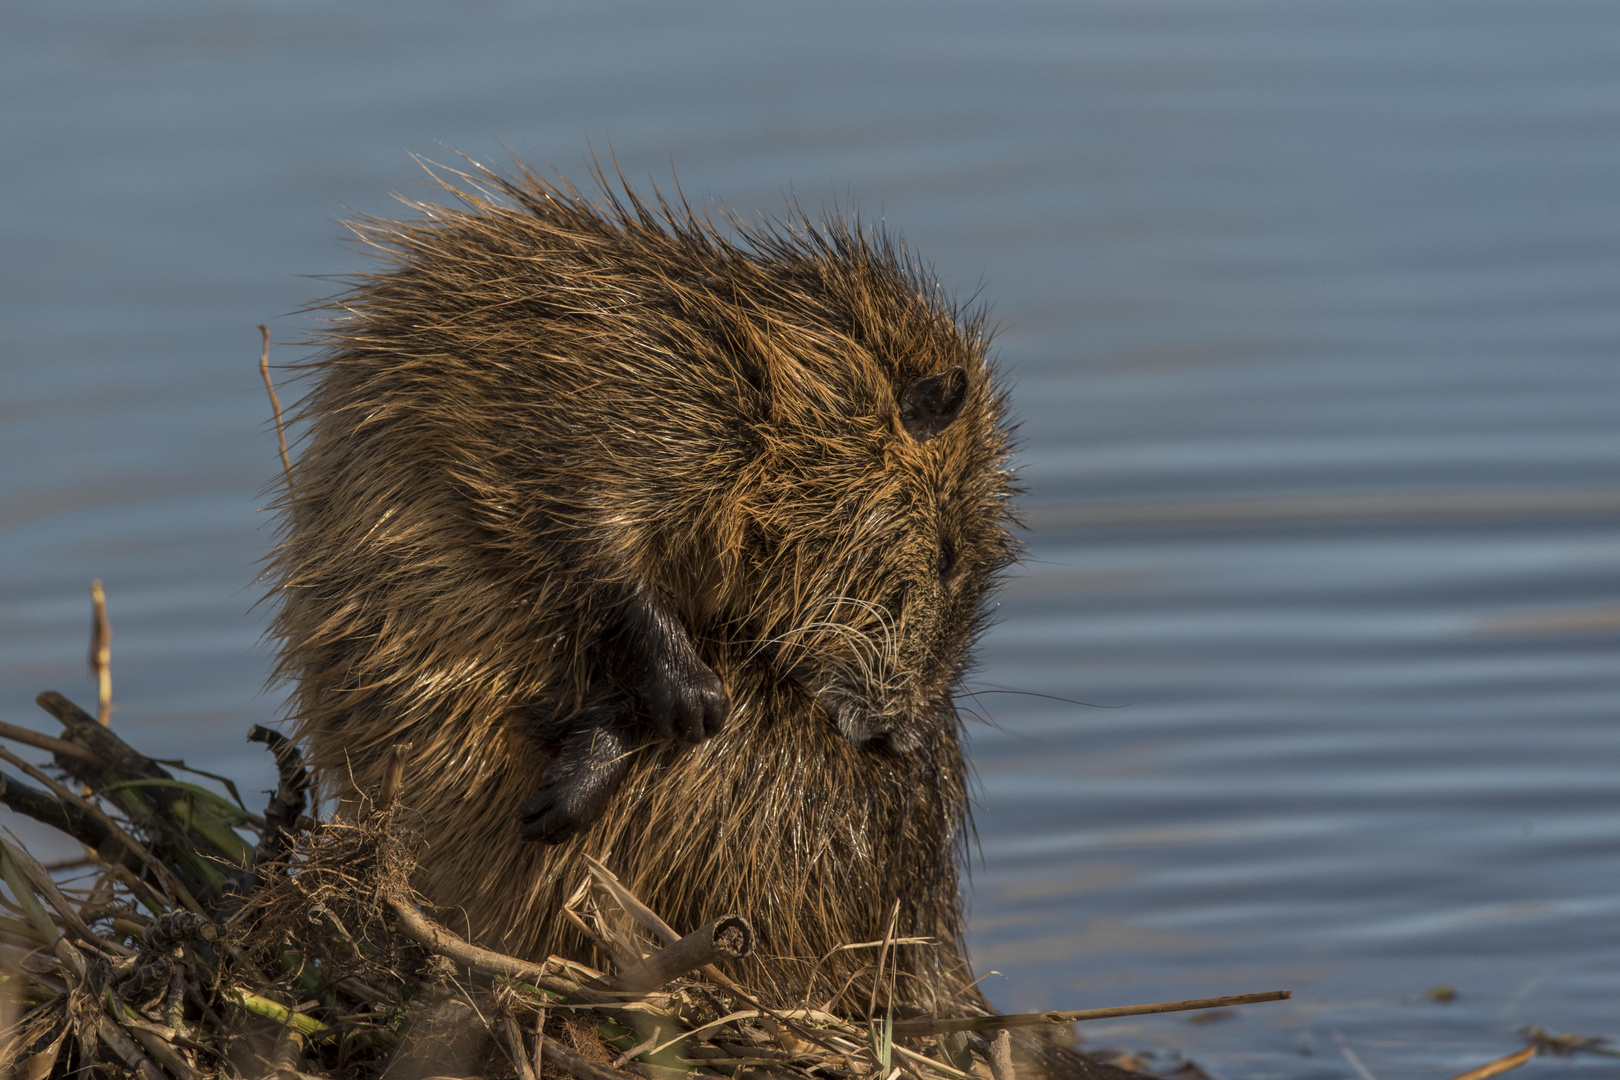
[{"x1": 269, "y1": 160, "x2": 1018, "y2": 1013}]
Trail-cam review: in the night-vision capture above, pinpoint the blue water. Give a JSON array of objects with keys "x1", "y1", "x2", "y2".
[{"x1": 3, "y1": 2, "x2": 1619, "y2": 1076}]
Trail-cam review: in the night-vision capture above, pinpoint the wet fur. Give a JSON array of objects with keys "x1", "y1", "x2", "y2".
[{"x1": 270, "y1": 160, "x2": 1018, "y2": 1011}]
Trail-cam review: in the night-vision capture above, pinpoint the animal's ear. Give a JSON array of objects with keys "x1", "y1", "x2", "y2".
[{"x1": 899, "y1": 366, "x2": 968, "y2": 441}]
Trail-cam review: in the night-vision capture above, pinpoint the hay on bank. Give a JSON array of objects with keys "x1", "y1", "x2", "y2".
[
  {"x1": 0, "y1": 685, "x2": 1310, "y2": 1080},
  {"x1": 0, "y1": 689, "x2": 1027, "y2": 1080}
]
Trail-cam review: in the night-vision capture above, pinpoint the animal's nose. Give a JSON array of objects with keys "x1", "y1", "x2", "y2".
[{"x1": 856, "y1": 725, "x2": 922, "y2": 755}]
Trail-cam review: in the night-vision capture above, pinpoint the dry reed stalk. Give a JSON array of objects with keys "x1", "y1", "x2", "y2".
[
  {"x1": 374, "y1": 743, "x2": 410, "y2": 813},
  {"x1": 0, "y1": 672, "x2": 1317, "y2": 1080},
  {"x1": 258, "y1": 324, "x2": 292, "y2": 482},
  {"x1": 89, "y1": 580, "x2": 112, "y2": 727},
  {"x1": 0, "y1": 719, "x2": 105, "y2": 766},
  {"x1": 608, "y1": 916, "x2": 752, "y2": 994},
  {"x1": 385, "y1": 896, "x2": 610, "y2": 1005},
  {"x1": 986, "y1": 1028, "x2": 1014, "y2": 1080},
  {"x1": 1443, "y1": 1046, "x2": 1536, "y2": 1080},
  {"x1": 890, "y1": 991, "x2": 1293, "y2": 1037}
]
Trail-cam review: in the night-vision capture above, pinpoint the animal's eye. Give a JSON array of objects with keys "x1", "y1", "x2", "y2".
[
  {"x1": 937, "y1": 537, "x2": 957, "y2": 579},
  {"x1": 899, "y1": 366, "x2": 967, "y2": 441}
]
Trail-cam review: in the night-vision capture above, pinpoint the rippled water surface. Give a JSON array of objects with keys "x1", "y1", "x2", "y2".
[{"x1": 4, "y1": 3, "x2": 1619, "y2": 1076}]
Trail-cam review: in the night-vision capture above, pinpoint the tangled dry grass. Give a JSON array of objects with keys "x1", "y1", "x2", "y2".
[{"x1": 0, "y1": 684, "x2": 1313, "y2": 1080}]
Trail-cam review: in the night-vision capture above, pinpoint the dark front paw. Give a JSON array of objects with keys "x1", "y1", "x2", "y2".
[
  {"x1": 645, "y1": 658, "x2": 729, "y2": 744},
  {"x1": 517, "y1": 724, "x2": 633, "y2": 844},
  {"x1": 517, "y1": 782, "x2": 600, "y2": 844},
  {"x1": 617, "y1": 585, "x2": 729, "y2": 744}
]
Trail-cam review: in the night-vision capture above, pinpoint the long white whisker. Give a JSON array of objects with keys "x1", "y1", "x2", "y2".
[{"x1": 738, "y1": 594, "x2": 908, "y2": 699}]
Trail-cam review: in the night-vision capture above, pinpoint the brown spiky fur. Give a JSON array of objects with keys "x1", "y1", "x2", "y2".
[{"x1": 270, "y1": 160, "x2": 1019, "y2": 1013}]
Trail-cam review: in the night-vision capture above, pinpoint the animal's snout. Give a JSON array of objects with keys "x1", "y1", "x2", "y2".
[{"x1": 796, "y1": 670, "x2": 924, "y2": 754}]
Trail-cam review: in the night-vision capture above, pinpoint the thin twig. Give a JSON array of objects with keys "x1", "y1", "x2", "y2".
[
  {"x1": 539, "y1": 1033, "x2": 649, "y2": 1080},
  {"x1": 581, "y1": 853, "x2": 846, "y2": 1058},
  {"x1": 533, "y1": 1005, "x2": 546, "y2": 1080},
  {"x1": 646, "y1": 1011, "x2": 760, "y2": 1057},
  {"x1": 582, "y1": 855, "x2": 679, "y2": 945},
  {"x1": 800, "y1": 935, "x2": 934, "y2": 1006},
  {"x1": 611, "y1": 1025, "x2": 659, "y2": 1069},
  {"x1": 501, "y1": 1015, "x2": 539, "y2": 1080},
  {"x1": 0, "y1": 719, "x2": 106, "y2": 766},
  {"x1": 387, "y1": 897, "x2": 617, "y2": 1004},
  {"x1": 43, "y1": 856, "x2": 96, "y2": 872},
  {"x1": 889, "y1": 990, "x2": 1293, "y2": 1037},
  {"x1": 259, "y1": 324, "x2": 292, "y2": 482}
]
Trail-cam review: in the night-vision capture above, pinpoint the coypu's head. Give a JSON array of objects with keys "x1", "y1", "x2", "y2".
[
  {"x1": 296, "y1": 161, "x2": 1018, "y2": 767},
  {"x1": 689, "y1": 230, "x2": 1021, "y2": 754},
  {"x1": 783, "y1": 367, "x2": 1010, "y2": 753}
]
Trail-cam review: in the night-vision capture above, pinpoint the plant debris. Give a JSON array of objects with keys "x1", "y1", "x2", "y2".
[
  {"x1": 1518, "y1": 1025, "x2": 1618, "y2": 1058},
  {"x1": 0, "y1": 684, "x2": 1299, "y2": 1080}
]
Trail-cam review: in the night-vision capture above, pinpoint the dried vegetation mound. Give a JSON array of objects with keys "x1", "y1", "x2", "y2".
[{"x1": 0, "y1": 689, "x2": 1291, "y2": 1080}]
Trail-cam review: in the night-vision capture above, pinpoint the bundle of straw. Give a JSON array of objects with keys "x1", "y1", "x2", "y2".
[{"x1": 0, "y1": 684, "x2": 1309, "y2": 1080}]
